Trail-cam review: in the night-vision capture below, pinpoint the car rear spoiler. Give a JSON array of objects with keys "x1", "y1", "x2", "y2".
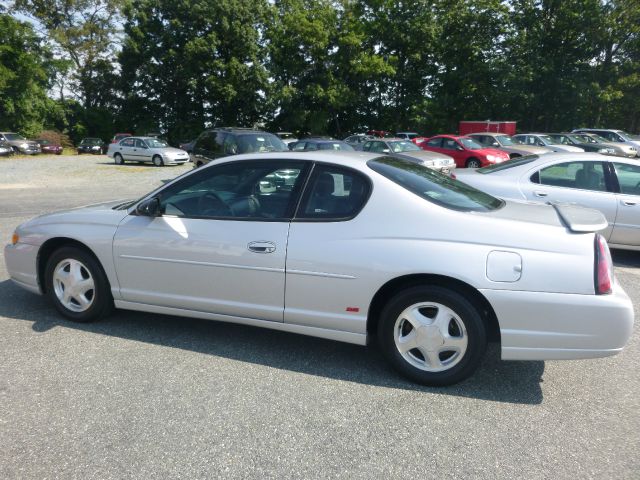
[{"x1": 550, "y1": 203, "x2": 608, "y2": 233}]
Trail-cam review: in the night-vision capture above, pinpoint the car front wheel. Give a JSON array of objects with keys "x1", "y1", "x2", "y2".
[
  {"x1": 114, "y1": 153, "x2": 124, "y2": 165},
  {"x1": 153, "y1": 155, "x2": 164, "y2": 167},
  {"x1": 44, "y1": 247, "x2": 113, "y2": 322},
  {"x1": 466, "y1": 158, "x2": 481, "y2": 168},
  {"x1": 378, "y1": 286, "x2": 487, "y2": 386}
]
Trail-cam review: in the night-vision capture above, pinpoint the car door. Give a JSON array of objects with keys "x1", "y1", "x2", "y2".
[
  {"x1": 609, "y1": 162, "x2": 640, "y2": 247},
  {"x1": 113, "y1": 159, "x2": 310, "y2": 321},
  {"x1": 284, "y1": 164, "x2": 373, "y2": 333},
  {"x1": 134, "y1": 139, "x2": 152, "y2": 162},
  {"x1": 521, "y1": 160, "x2": 618, "y2": 239},
  {"x1": 117, "y1": 138, "x2": 136, "y2": 160},
  {"x1": 439, "y1": 138, "x2": 466, "y2": 166}
]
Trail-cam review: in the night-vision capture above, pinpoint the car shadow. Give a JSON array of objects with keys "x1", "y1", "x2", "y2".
[
  {"x1": 611, "y1": 249, "x2": 640, "y2": 268},
  {"x1": 0, "y1": 280, "x2": 544, "y2": 404}
]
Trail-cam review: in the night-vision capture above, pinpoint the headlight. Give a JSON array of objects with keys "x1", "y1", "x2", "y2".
[
  {"x1": 486, "y1": 155, "x2": 501, "y2": 162},
  {"x1": 20, "y1": 143, "x2": 28, "y2": 149}
]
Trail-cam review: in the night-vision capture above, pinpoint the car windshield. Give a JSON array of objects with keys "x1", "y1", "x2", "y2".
[
  {"x1": 277, "y1": 133, "x2": 296, "y2": 140},
  {"x1": 477, "y1": 155, "x2": 539, "y2": 174},
  {"x1": 147, "y1": 138, "x2": 169, "y2": 148},
  {"x1": 318, "y1": 141, "x2": 354, "y2": 151},
  {"x1": 36, "y1": 139, "x2": 50, "y2": 145},
  {"x1": 237, "y1": 133, "x2": 287, "y2": 153},
  {"x1": 566, "y1": 134, "x2": 585, "y2": 143},
  {"x1": 459, "y1": 137, "x2": 484, "y2": 150},
  {"x1": 539, "y1": 135, "x2": 557, "y2": 145},
  {"x1": 83, "y1": 138, "x2": 102, "y2": 145},
  {"x1": 4, "y1": 133, "x2": 25, "y2": 141},
  {"x1": 388, "y1": 141, "x2": 421, "y2": 152},
  {"x1": 616, "y1": 131, "x2": 634, "y2": 141},
  {"x1": 575, "y1": 134, "x2": 596, "y2": 144},
  {"x1": 495, "y1": 135, "x2": 514, "y2": 146},
  {"x1": 368, "y1": 157, "x2": 503, "y2": 212},
  {"x1": 398, "y1": 133, "x2": 419, "y2": 139},
  {"x1": 589, "y1": 134, "x2": 610, "y2": 143}
]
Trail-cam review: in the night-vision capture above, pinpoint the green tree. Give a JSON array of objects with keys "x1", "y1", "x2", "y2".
[
  {"x1": 119, "y1": 0, "x2": 270, "y2": 142},
  {"x1": 0, "y1": 14, "x2": 53, "y2": 136}
]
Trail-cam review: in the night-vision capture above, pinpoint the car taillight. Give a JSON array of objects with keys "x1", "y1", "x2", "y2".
[{"x1": 594, "y1": 234, "x2": 613, "y2": 295}]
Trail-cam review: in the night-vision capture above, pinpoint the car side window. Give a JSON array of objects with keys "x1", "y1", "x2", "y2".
[
  {"x1": 305, "y1": 142, "x2": 319, "y2": 151},
  {"x1": 158, "y1": 160, "x2": 308, "y2": 220},
  {"x1": 223, "y1": 135, "x2": 238, "y2": 155},
  {"x1": 121, "y1": 138, "x2": 135, "y2": 147},
  {"x1": 296, "y1": 165, "x2": 370, "y2": 220},
  {"x1": 613, "y1": 163, "x2": 640, "y2": 195},
  {"x1": 536, "y1": 161, "x2": 607, "y2": 192},
  {"x1": 442, "y1": 139, "x2": 458, "y2": 150},
  {"x1": 362, "y1": 141, "x2": 372, "y2": 151},
  {"x1": 426, "y1": 138, "x2": 442, "y2": 147},
  {"x1": 290, "y1": 142, "x2": 305, "y2": 151},
  {"x1": 135, "y1": 139, "x2": 147, "y2": 149},
  {"x1": 196, "y1": 131, "x2": 216, "y2": 152},
  {"x1": 369, "y1": 141, "x2": 387, "y2": 153}
]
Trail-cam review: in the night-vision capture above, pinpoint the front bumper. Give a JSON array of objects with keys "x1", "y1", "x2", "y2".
[
  {"x1": 481, "y1": 283, "x2": 634, "y2": 360},
  {"x1": 4, "y1": 242, "x2": 42, "y2": 295},
  {"x1": 165, "y1": 156, "x2": 190, "y2": 165}
]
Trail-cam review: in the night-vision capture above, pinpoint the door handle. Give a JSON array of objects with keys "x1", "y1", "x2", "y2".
[
  {"x1": 248, "y1": 241, "x2": 276, "y2": 253},
  {"x1": 534, "y1": 191, "x2": 548, "y2": 198},
  {"x1": 621, "y1": 200, "x2": 636, "y2": 206}
]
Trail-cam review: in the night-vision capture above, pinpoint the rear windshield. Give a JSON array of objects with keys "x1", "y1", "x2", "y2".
[
  {"x1": 368, "y1": 157, "x2": 503, "y2": 212},
  {"x1": 478, "y1": 155, "x2": 538, "y2": 174}
]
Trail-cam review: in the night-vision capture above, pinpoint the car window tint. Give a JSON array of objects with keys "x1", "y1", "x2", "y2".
[
  {"x1": 369, "y1": 157, "x2": 503, "y2": 212},
  {"x1": 159, "y1": 161, "x2": 307, "y2": 219},
  {"x1": 538, "y1": 161, "x2": 607, "y2": 192},
  {"x1": 291, "y1": 142, "x2": 305, "y2": 151},
  {"x1": 223, "y1": 135, "x2": 238, "y2": 155},
  {"x1": 297, "y1": 165, "x2": 370, "y2": 220},
  {"x1": 362, "y1": 141, "x2": 372, "y2": 151},
  {"x1": 196, "y1": 131, "x2": 217, "y2": 152},
  {"x1": 305, "y1": 142, "x2": 319, "y2": 151},
  {"x1": 370, "y1": 142, "x2": 387, "y2": 153},
  {"x1": 613, "y1": 163, "x2": 640, "y2": 195},
  {"x1": 426, "y1": 138, "x2": 442, "y2": 147},
  {"x1": 442, "y1": 139, "x2": 458, "y2": 150},
  {"x1": 121, "y1": 138, "x2": 135, "y2": 147},
  {"x1": 135, "y1": 139, "x2": 147, "y2": 148}
]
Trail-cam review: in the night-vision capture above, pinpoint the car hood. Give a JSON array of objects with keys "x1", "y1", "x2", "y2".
[
  {"x1": 20, "y1": 200, "x2": 132, "y2": 230},
  {"x1": 505, "y1": 145, "x2": 549, "y2": 154},
  {"x1": 157, "y1": 147, "x2": 188, "y2": 155},
  {"x1": 470, "y1": 147, "x2": 508, "y2": 157},
  {"x1": 395, "y1": 151, "x2": 454, "y2": 162},
  {"x1": 552, "y1": 145, "x2": 584, "y2": 152}
]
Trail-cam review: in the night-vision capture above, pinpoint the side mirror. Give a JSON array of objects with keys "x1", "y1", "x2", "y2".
[
  {"x1": 135, "y1": 197, "x2": 160, "y2": 217},
  {"x1": 456, "y1": 145, "x2": 464, "y2": 151}
]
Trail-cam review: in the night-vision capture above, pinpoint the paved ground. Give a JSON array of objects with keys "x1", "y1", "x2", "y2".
[{"x1": 0, "y1": 155, "x2": 638, "y2": 479}]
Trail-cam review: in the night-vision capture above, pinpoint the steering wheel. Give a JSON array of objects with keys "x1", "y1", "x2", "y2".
[{"x1": 198, "y1": 192, "x2": 232, "y2": 216}]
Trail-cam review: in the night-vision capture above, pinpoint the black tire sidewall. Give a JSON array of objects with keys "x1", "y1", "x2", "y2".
[
  {"x1": 44, "y1": 247, "x2": 112, "y2": 323},
  {"x1": 378, "y1": 286, "x2": 487, "y2": 386}
]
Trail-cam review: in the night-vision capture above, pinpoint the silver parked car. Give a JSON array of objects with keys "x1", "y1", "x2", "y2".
[
  {"x1": 5, "y1": 152, "x2": 634, "y2": 386},
  {"x1": 468, "y1": 132, "x2": 551, "y2": 157},
  {"x1": 454, "y1": 153, "x2": 640, "y2": 250},
  {"x1": 361, "y1": 138, "x2": 456, "y2": 173},
  {"x1": 512, "y1": 133, "x2": 584, "y2": 153},
  {"x1": 0, "y1": 132, "x2": 40, "y2": 154},
  {"x1": 572, "y1": 129, "x2": 640, "y2": 157},
  {"x1": 572, "y1": 133, "x2": 637, "y2": 158},
  {"x1": 107, "y1": 136, "x2": 189, "y2": 166}
]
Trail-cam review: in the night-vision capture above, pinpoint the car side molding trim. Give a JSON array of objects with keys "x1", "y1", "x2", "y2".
[
  {"x1": 286, "y1": 269, "x2": 356, "y2": 279},
  {"x1": 118, "y1": 254, "x2": 284, "y2": 273},
  {"x1": 115, "y1": 300, "x2": 368, "y2": 346}
]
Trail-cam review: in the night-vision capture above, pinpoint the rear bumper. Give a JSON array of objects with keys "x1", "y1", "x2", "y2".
[
  {"x1": 481, "y1": 283, "x2": 634, "y2": 360},
  {"x1": 4, "y1": 242, "x2": 42, "y2": 295}
]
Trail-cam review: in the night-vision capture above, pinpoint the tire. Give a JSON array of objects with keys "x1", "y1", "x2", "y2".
[
  {"x1": 466, "y1": 158, "x2": 481, "y2": 168},
  {"x1": 378, "y1": 285, "x2": 487, "y2": 386},
  {"x1": 152, "y1": 155, "x2": 164, "y2": 167},
  {"x1": 114, "y1": 153, "x2": 124, "y2": 165},
  {"x1": 44, "y1": 246, "x2": 113, "y2": 322}
]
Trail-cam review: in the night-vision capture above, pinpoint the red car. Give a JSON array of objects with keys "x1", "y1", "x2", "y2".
[
  {"x1": 419, "y1": 134, "x2": 510, "y2": 168},
  {"x1": 34, "y1": 139, "x2": 63, "y2": 155},
  {"x1": 111, "y1": 133, "x2": 133, "y2": 143}
]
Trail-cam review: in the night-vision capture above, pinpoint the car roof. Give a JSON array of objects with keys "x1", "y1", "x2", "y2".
[
  {"x1": 480, "y1": 152, "x2": 618, "y2": 174},
  {"x1": 201, "y1": 151, "x2": 383, "y2": 172},
  {"x1": 469, "y1": 132, "x2": 509, "y2": 136},
  {"x1": 298, "y1": 139, "x2": 348, "y2": 144}
]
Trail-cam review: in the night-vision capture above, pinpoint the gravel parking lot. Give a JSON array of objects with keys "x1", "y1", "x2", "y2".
[{"x1": 1, "y1": 155, "x2": 638, "y2": 479}]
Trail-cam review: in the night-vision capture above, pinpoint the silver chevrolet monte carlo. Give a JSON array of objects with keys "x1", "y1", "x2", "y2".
[{"x1": 4, "y1": 152, "x2": 634, "y2": 385}]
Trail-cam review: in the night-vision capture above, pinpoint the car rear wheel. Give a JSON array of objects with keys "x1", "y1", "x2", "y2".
[
  {"x1": 114, "y1": 153, "x2": 124, "y2": 165},
  {"x1": 378, "y1": 286, "x2": 486, "y2": 386},
  {"x1": 153, "y1": 155, "x2": 164, "y2": 167},
  {"x1": 466, "y1": 158, "x2": 481, "y2": 168},
  {"x1": 45, "y1": 247, "x2": 113, "y2": 322}
]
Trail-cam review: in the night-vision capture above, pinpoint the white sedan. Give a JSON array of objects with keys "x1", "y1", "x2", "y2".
[
  {"x1": 107, "y1": 136, "x2": 189, "y2": 166},
  {"x1": 5, "y1": 152, "x2": 634, "y2": 385},
  {"x1": 455, "y1": 153, "x2": 640, "y2": 250}
]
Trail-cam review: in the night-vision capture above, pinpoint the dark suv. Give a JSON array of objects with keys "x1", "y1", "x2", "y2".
[{"x1": 190, "y1": 128, "x2": 288, "y2": 167}]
